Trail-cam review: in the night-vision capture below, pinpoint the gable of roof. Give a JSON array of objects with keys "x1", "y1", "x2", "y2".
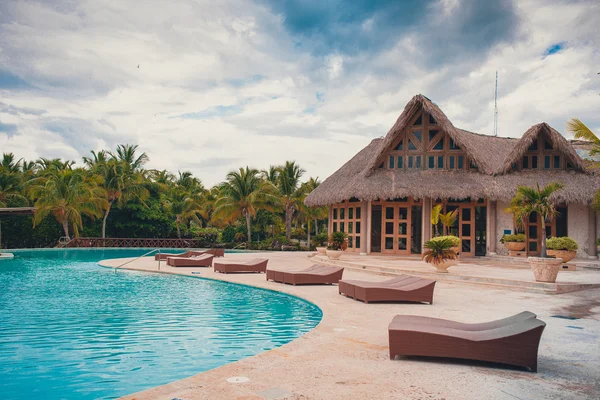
[
  {"x1": 366, "y1": 94, "x2": 505, "y2": 175},
  {"x1": 500, "y1": 123, "x2": 586, "y2": 174}
]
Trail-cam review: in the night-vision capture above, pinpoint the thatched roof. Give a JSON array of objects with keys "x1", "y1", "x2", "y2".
[
  {"x1": 500, "y1": 123, "x2": 585, "y2": 173},
  {"x1": 305, "y1": 94, "x2": 599, "y2": 207}
]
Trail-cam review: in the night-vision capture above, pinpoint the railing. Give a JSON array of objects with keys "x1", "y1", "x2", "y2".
[
  {"x1": 114, "y1": 248, "x2": 161, "y2": 273},
  {"x1": 232, "y1": 242, "x2": 246, "y2": 250},
  {"x1": 61, "y1": 237, "x2": 203, "y2": 248}
]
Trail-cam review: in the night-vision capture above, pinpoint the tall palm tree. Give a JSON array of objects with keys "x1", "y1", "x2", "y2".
[
  {"x1": 28, "y1": 168, "x2": 107, "y2": 239},
  {"x1": 300, "y1": 177, "x2": 327, "y2": 246},
  {"x1": 0, "y1": 167, "x2": 28, "y2": 207},
  {"x1": 164, "y1": 187, "x2": 203, "y2": 238},
  {"x1": 176, "y1": 171, "x2": 205, "y2": 195},
  {"x1": 261, "y1": 165, "x2": 279, "y2": 184},
  {"x1": 277, "y1": 161, "x2": 306, "y2": 240},
  {"x1": 213, "y1": 167, "x2": 278, "y2": 242},
  {"x1": 91, "y1": 146, "x2": 151, "y2": 238},
  {"x1": 2, "y1": 153, "x2": 22, "y2": 173},
  {"x1": 508, "y1": 183, "x2": 564, "y2": 257}
]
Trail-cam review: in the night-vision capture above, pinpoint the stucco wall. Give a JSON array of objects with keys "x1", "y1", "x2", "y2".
[
  {"x1": 495, "y1": 201, "x2": 514, "y2": 256},
  {"x1": 567, "y1": 203, "x2": 591, "y2": 258}
]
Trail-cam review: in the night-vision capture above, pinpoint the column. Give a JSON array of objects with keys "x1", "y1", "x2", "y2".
[
  {"x1": 422, "y1": 198, "x2": 432, "y2": 249},
  {"x1": 488, "y1": 200, "x2": 497, "y2": 255},
  {"x1": 366, "y1": 201, "x2": 372, "y2": 255},
  {"x1": 328, "y1": 205, "x2": 333, "y2": 236},
  {"x1": 359, "y1": 201, "x2": 368, "y2": 255},
  {"x1": 588, "y1": 205, "x2": 597, "y2": 258}
]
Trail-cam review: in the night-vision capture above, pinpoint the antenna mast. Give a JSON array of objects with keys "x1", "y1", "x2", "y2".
[{"x1": 494, "y1": 71, "x2": 498, "y2": 137}]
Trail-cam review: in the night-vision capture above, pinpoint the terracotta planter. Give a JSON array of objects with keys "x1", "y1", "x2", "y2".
[
  {"x1": 428, "y1": 259, "x2": 457, "y2": 273},
  {"x1": 450, "y1": 246, "x2": 461, "y2": 255},
  {"x1": 505, "y1": 242, "x2": 526, "y2": 251},
  {"x1": 316, "y1": 246, "x2": 327, "y2": 255},
  {"x1": 326, "y1": 249, "x2": 344, "y2": 260},
  {"x1": 528, "y1": 256, "x2": 563, "y2": 283},
  {"x1": 547, "y1": 249, "x2": 576, "y2": 263}
]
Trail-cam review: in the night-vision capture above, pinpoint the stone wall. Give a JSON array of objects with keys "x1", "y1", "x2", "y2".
[
  {"x1": 495, "y1": 201, "x2": 515, "y2": 256},
  {"x1": 567, "y1": 203, "x2": 591, "y2": 258}
]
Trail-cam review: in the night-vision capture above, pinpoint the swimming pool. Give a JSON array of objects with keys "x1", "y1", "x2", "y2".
[{"x1": 0, "y1": 249, "x2": 322, "y2": 399}]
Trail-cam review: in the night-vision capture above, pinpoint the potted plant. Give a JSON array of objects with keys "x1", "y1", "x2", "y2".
[
  {"x1": 422, "y1": 237, "x2": 458, "y2": 273},
  {"x1": 313, "y1": 232, "x2": 329, "y2": 255},
  {"x1": 431, "y1": 205, "x2": 458, "y2": 237},
  {"x1": 326, "y1": 231, "x2": 348, "y2": 260},
  {"x1": 509, "y1": 182, "x2": 565, "y2": 283},
  {"x1": 500, "y1": 233, "x2": 526, "y2": 252},
  {"x1": 596, "y1": 238, "x2": 600, "y2": 253},
  {"x1": 546, "y1": 237, "x2": 578, "y2": 263},
  {"x1": 435, "y1": 235, "x2": 461, "y2": 255}
]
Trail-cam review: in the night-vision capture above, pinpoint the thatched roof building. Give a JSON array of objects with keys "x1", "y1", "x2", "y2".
[
  {"x1": 306, "y1": 94, "x2": 599, "y2": 259},
  {"x1": 306, "y1": 94, "x2": 598, "y2": 207}
]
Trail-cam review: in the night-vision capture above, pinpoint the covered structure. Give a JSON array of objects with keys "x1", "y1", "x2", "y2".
[{"x1": 305, "y1": 95, "x2": 599, "y2": 258}]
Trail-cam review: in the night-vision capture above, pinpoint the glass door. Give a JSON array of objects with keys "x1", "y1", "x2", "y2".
[{"x1": 370, "y1": 205, "x2": 382, "y2": 253}]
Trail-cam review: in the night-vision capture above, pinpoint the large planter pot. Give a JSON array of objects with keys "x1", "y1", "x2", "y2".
[
  {"x1": 326, "y1": 249, "x2": 344, "y2": 260},
  {"x1": 547, "y1": 249, "x2": 576, "y2": 263},
  {"x1": 316, "y1": 246, "x2": 327, "y2": 255},
  {"x1": 528, "y1": 257, "x2": 563, "y2": 283},
  {"x1": 450, "y1": 246, "x2": 461, "y2": 255},
  {"x1": 505, "y1": 242, "x2": 526, "y2": 251},
  {"x1": 428, "y1": 259, "x2": 457, "y2": 273}
]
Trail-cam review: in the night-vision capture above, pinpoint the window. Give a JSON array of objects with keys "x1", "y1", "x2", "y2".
[
  {"x1": 394, "y1": 140, "x2": 403, "y2": 151},
  {"x1": 413, "y1": 131, "x2": 422, "y2": 142},
  {"x1": 408, "y1": 140, "x2": 417, "y2": 151},
  {"x1": 428, "y1": 130, "x2": 438, "y2": 142},
  {"x1": 355, "y1": 236, "x2": 361, "y2": 249},
  {"x1": 340, "y1": 222, "x2": 345, "y2": 232},
  {"x1": 522, "y1": 156, "x2": 529, "y2": 169},
  {"x1": 333, "y1": 222, "x2": 337, "y2": 232},
  {"x1": 553, "y1": 155, "x2": 560, "y2": 169},
  {"x1": 458, "y1": 156, "x2": 464, "y2": 169},
  {"x1": 428, "y1": 156, "x2": 435, "y2": 169},
  {"x1": 348, "y1": 222, "x2": 353, "y2": 234},
  {"x1": 378, "y1": 162, "x2": 384, "y2": 169},
  {"x1": 355, "y1": 222, "x2": 361, "y2": 234},
  {"x1": 449, "y1": 156, "x2": 455, "y2": 169},
  {"x1": 414, "y1": 115, "x2": 422, "y2": 125},
  {"x1": 469, "y1": 160, "x2": 477, "y2": 170},
  {"x1": 415, "y1": 156, "x2": 422, "y2": 169},
  {"x1": 528, "y1": 140, "x2": 538, "y2": 151},
  {"x1": 433, "y1": 137, "x2": 444, "y2": 150},
  {"x1": 397, "y1": 156, "x2": 403, "y2": 169},
  {"x1": 340, "y1": 208, "x2": 345, "y2": 219},
  {"x1": 389, "y1": 155, "x2": 394, "y2": 169},
  {"x1": 348, "y1": 208, "x2": 354, "y2": 219},
  {"x1": 437, "y1": 156, "x2": 444, "y2": 169},
  {"x1": 531, "y1": 155, "x2": 538, "y2": 169},
  {"x1": 544, "y1": 139, "x2": 553, "y2": 150},
  {"x1": 429, "y1": 114, "x2": 437, "y2": 125},
  {"x1": 408, "y1": 156, "x2": 413, "y2": 169},
  {"x1": 333, "y1": 209, "x2": 338, "y2": 219},
  {"x1": 386, "y1": 207, "x2": 394, "y2": 219},
  {"x1": 356, "y1": 207, "x2": 361, "y2": 219},
  {"x1": 450, "y1": 138, "x2": 461, "y2": 150},
  {"x1": 544, "y1": 155, "x2": 551, "y2": 169}
]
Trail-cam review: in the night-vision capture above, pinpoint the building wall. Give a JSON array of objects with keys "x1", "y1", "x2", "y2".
[
  {"x1": 494, "y1": 201, "x2": 514, "y2": 255},
  {"x1": 568, "y1": 203, "x2": 591, "y2": 258}
]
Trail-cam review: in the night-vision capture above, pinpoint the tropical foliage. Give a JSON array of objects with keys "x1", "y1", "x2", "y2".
[
  {"x1": 546, "y1": 237, "x2": 578, "y2": 251},
  {"x1": 328, "y1": 231, "x2": 348, "y2": 251},
  {"x1": 0, "y1": 148, "x2": 328, "y2": 250},
  {"x1": 508, "y1": 183, "x2": 564, "y2": 258},
  {"x1": 422, "y1": 237, "x2": 458, "y2": 265},
  {"x1": 500, "y1": 233, "x2": 526, "y2": 243}
]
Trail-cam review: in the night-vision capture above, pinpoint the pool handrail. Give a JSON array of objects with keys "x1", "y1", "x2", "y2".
[{"x1": 114, "y1": 248, "x2": 161, "y2": 272}]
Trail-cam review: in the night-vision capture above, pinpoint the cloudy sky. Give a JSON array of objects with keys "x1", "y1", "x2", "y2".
[{"x1": 0, "y1": 0, "x2": 599, "y2": 186}]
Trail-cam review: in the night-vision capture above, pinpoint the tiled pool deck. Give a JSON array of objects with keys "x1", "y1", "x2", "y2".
[{"x1": 100, "y1": 252, "x2": 600, "y2": 400}]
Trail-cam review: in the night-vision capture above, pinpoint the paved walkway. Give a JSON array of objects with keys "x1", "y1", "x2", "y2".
[{"x1": 99, "y1": 252, "x2": 600, "y2": 400}]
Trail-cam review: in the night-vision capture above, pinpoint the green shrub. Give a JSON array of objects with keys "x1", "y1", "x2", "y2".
[
  {"x1": 422, "y1": 237, "x2": 458, "y2": 264},
  {"x1": 431, "y1": 235, "x2": 460, "y2": 247},
  {"x1": 190, "y1": 227, "x2": 220, "y2": 244},
  {"x1": 596, "y1": 238, "x2": 600, "y2": 246},
  {"x1": 312, "y1": 232, "x2": 329, "y2": 247},
  {"x1": 291, "y1": 227, "x2": 306, "y2": 240},
  {"x1": 547, "y1": 237, "x2": 578, "y2": 251},
  {"x1": 328, "y1": 231, "x2": 348, "y2": 250},
  {"x1": 500, "y1": 233, "x2": 526, "y2": 243}
]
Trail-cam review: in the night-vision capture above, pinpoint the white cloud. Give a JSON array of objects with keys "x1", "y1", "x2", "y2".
[{"x1": 0, "y1": 0, "x2": 599, "y2": 187}]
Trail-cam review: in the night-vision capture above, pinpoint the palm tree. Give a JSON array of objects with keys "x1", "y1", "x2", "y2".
[
  {"x1": 2, "y1": 153, "x2": 22, "y2": 173},
  {"x1": 164, "y1": 187, "x2": 203, "y2": 238},
  {"x1": 431, "y1": 204, "x2": 442, "y2": 237},
  {"x1": 508, "y1": 183, "x2": 564, "y2": 257},
  {"x1": 28, "y1": 168, "x2": 107, "y2": 239},
  {"x1": 567, "y1": 118, "x2": 599, "y2": 157},
  {"x1": 149, "y1": 169, "x2": 175, "y2": 186},
  {"x1": 109, "y1": 144, "x2": 149, "y2": 172},
  {"x1": 277, "y1": 161, "x2": 306, "y2": 240},
  {"x1": 213, "y1": 167, "x2": 278, "y2": 242},
  {"x1": 300, "y1": 177, "x2": 327, "y2": 246},
  {"x1": 439, "y1": 209, "x2": 458, "y2": 236},
  {"x1": 261, "y1": 165, "x2": 279, "y2": 184},
  {"x1": 0, "y1": 167, "x2": 28, "y2": 207}
]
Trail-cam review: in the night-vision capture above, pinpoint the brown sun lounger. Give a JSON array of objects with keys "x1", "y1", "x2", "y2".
[
  {"x1": 388, "y1": 312, "x2": 545, "y2": 372},
  {"x1": 339, "y1": 275, "x2": 436, "y2": 304},
  {"x1": 155, "y1": 250, "x2": 207, "y2": 261},
  {"x1": 166, "y1": 253, "x2": 214, "y2": 267},
  {"x1": 207, "y1": 248, "x2": 225, "y2": 257},
  {"x1": 266, "y1": 265, "x2": 344, "y2": 285},
  {"x1": 214, "y1": 258, "x2": 268, "y2": 274}
]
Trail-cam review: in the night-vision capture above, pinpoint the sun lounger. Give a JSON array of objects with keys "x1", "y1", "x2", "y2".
[
  {"x1": 166, "y1": 253, "x2": 214, "y2": 267},
  {"x1": 155, "y1": 250, "x2": 207, "y2": 261},
  {"x1": 388, "y1": 312, "x2": 545, "y2": 372},
  {"x1": 207, "y1": 248, "x2": 225, "y2": 257},
  {"x1": 266, "y1": 265, "x2": 344, "y2": 285},
  {"x1": 339, "y1": 275, "x2": 436, "y2": 304},
  {"x1": 214, "y1": 258, "x2": 268, "y2": 273}
]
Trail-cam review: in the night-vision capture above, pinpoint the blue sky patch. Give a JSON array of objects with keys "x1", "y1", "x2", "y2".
[
  {"x1": 0, "y1": 121, "x2": 18, "y2": 136},
  {"x1": 226, "y1": 74, "x2": 265, "y2": 88},
  {"x1": 316, "y1": 91, "x2": 325, "y2": 102},
  {"x1": 0, "y1": 70, "x2": 32, "y2": 89},
  {"x1": 544, "y1": 43, "x2": 565, "y2": 56},
  {"x1": 175, "y1": 104, "x2": 243, "y2": 119}
]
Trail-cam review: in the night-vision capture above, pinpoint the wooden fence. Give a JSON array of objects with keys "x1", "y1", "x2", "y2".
[{"x1": 62, "y1": 237, "x2": 203, "y2": 248}]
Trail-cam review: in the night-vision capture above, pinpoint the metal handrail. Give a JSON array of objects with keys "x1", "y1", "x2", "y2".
[
  {"x1": 232, "y1": 243, "x2": 246, "y2": 250},
  {"x1": 114, "y1": 248, "x2": 161, "y2": 273}
]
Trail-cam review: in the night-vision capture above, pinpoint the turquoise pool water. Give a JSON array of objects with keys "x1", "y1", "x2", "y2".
[{"x1": 0, "y1": 249, "x2": 322, "y2": 399}]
